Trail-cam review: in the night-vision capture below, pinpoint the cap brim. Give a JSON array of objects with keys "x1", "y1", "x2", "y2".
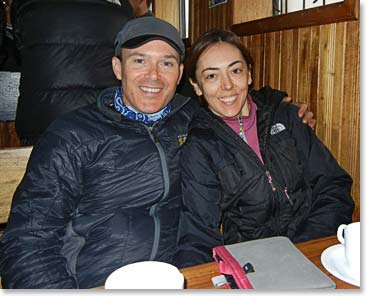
[{"x1": 121, "y1": 35, "x2": 183, "y2": 56}]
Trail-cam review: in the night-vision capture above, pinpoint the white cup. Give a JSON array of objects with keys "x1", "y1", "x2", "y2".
[
  {"x1": 104, "y1": 261, "x2": 184, "y2": 289},
  {"x1": 337, "y1": 221, "x2": 360, "y2": 279}
]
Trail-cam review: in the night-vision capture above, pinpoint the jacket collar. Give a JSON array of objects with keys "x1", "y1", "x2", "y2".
[
  {"x1": 96, "y1": 86, "x2": 193, "y2": 123},
  {"x1": 191, "y1": 86, "x2": 287, "y2": 161}
]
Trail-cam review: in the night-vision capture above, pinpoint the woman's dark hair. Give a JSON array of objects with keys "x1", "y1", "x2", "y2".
[{"x1": 186, "y1": 29, "x2": 254, "y2": 84}]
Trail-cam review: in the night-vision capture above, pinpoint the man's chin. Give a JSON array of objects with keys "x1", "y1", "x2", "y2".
[{"x1": 139, "y1": 105, "x2": 167, "y2": 114}]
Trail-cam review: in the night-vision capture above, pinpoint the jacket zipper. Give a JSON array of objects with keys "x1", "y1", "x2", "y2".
[
  {"x1": 264, "y1": 169, "x2": 278, "y2": 221},
  {"x1": 265, "y1": 170, "x2": 294, "y2": 206},
  {"x1": 283, "y1": 186, "x2": 294, "y2": 206},
  {"x1": 145, "y1": 125, "x2": 170, "y2": 260},
  {"x1": 265, "y1": 170, "x2": 276, "y2": 192}
]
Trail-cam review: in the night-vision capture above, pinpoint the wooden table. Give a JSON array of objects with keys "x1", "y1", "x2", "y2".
[{"x1": 180, "y1": 235, "x2": 359, "y2": 289}]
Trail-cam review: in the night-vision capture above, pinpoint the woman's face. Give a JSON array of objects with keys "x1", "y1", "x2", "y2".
[{"x1": 191, "y1": 42, "x2": 252, "y2": 118}]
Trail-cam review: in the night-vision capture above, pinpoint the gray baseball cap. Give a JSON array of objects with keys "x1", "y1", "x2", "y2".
[{"x1": 114, "y1": 17, "x2": 185, "y2": 61}]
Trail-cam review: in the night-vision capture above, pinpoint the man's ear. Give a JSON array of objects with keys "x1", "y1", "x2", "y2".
[
  {"x1": 177, "y1": 64, "x2": 184, "y2": 85},
  {"x1": 112, "y1": 56, "x2": 122, "y2": 80},
  {"x1": 189, "y1": 78, "x2": 203, "y2": 96}
]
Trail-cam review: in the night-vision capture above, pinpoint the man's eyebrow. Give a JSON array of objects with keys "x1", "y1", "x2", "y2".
[
  {"x1": 126, "y1": 52, "x2": 146, "y2": 59},
  {"x1": 163, "y1": 54, "x2": 180, "y2": 63},
  {"x1": 126, "y1": 52, "x2": 180, "y2": 63},
  {"x1": 202, "y1": 60, "x2": 242, "y2": 73}
]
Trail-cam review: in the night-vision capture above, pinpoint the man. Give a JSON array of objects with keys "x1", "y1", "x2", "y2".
[{"x1": 0, "y1": 17, "x2": 198, "y2": 289}]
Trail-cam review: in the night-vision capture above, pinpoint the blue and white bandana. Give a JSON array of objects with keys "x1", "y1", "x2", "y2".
[{"x1": 113, "y1": 87, "x2": 172, "y2": 125}]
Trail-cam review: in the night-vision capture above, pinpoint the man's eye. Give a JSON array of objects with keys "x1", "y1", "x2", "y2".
[
  {"x1": 134, "y1": 59, "x2": 145, "y2": 64},
  {"x1": 162, "y1": 61, "x2": 175, "y2": 67}
]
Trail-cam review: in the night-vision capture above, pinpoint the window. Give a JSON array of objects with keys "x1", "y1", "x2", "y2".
[{"x1": 273, "y1": 0, "x2": 344, "y2": 15}]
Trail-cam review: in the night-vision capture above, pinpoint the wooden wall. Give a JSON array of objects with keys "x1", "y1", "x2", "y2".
[
  {"x1": 189, "y1": 0, "x2": 360, "y2": 221},
  {"x1": 189, "y1": 0, "x2": 233, "y2": 44},
  {"x1": 232, "y1": 0, "x2": 272, "y2": 24},
  {"x1": 154, "y1": 0, "x2": 180, "y2": 31}
]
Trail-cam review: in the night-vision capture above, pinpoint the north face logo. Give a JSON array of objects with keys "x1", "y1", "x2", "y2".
[{"x1": 270, "y1": 123, "x2": 286, "y2": 135}]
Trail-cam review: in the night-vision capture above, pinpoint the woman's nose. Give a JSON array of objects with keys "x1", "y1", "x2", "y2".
[{"x1": 222, "y1": 75, "x2": 233, "y2": 90}]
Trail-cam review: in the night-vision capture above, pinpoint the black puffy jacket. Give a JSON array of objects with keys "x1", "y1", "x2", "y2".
[
  {"x1": 0, "y1": 87, "x2": 198, "y2": 288},
  {"x1": 175, "y1": 87, "x2": 354, "y2": 268},
  {"x1": 11, "y1": 0, "x2": 133, "y2": 144},
  {"x1": 0, "y1": 0, "x2": 5, "y2": 51}
]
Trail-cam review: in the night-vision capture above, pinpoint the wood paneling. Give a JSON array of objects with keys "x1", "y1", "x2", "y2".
[
  {"x1": 189, "y1": 0, "x2": 233, "y2": 44},
  {"x1": 153, "y1": 0, "x2": 180, "y2": 31},
  {"x1": 232, "y1": 0, "x2": 272, "y2": 24},
  {"x1": 240, "y1": 21, "x2": 360, "y2": 220}
]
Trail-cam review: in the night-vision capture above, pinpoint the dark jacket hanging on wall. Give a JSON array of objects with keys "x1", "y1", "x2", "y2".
[
  {"x1": 1, "y1": 0, "x2": 21, "y2": 72},
  {"x1": 11, "y1": 0, "x2": 134, "y2": 144}
]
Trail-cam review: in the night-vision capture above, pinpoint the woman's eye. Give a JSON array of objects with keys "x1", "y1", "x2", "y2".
[
  {"x1": 205, "y1": 73, "x2": 216, "y2": 80},
  {"x1": 233, "y1": 68, "x2": 243, "y2": 74}
]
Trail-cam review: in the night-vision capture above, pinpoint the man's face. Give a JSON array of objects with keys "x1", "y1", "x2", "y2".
[{"x1": 112, "y1": 40, "x2": 183, "y2": 114}]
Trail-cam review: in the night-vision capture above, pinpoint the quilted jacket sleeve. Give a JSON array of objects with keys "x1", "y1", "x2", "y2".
[
  {"x1": 0, "y1": 132, "x2": 82, "y2": 288},
  {"x1": 280, "y1": 103, "x2": 354, "y2": 242},
  {"x1": 174, "y1": 131, "x2": 224, "y2": 269}
]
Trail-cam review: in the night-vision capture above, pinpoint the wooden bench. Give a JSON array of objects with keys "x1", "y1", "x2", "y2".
[
  {"x1": 0, "y1": 147, "x2": 32, "y2": 288},
  {"x1": 0, "y1": 147, "x2": 32, "y2": 228}
]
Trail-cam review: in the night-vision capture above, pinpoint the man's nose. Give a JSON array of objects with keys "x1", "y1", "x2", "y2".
[{"x1": 147, "y1": 64, "x2": 160, "y2": 80}]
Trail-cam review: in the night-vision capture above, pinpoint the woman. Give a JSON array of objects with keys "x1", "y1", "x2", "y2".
[{"x1": 175, "y1": 29, "x2": 354, "y2": 268}]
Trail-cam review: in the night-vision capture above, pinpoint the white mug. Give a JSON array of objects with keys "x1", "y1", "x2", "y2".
[
  {"x1": 337, "y1": 221, "x2": 360, "y2": 279},
  {"x1": 104, "y1": 261, "x2": 184, "y2": 289}
]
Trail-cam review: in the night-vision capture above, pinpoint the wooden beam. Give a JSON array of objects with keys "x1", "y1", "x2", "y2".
[{"x1": 231, "y1": 0, "x2": 359, "y2": 37}]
